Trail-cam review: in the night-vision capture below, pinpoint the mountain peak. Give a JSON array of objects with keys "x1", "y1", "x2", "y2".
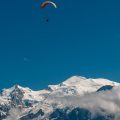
[
  {"x1": 62, "y1": 76, "x2": 119, "y2": 87},
  {"x1": 1, "y1": 85, "x2": 32, "y2": 98},
  {"x1": 62, "y1": 76, "x2": 86, "y2": 85}
]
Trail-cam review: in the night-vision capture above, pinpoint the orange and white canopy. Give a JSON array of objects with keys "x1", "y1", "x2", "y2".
[{"x1": 41, "y1": 1, "x2": 58, "y2": 8}]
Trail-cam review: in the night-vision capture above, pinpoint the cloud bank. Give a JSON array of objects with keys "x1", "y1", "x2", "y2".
[{"x1": 48, "y1": 86, "x2": 120, "y2": 119}]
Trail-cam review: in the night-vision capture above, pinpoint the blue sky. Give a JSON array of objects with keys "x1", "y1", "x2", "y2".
[{"x1": 0, "y1": 0, "x2": 120, "y2": 90}]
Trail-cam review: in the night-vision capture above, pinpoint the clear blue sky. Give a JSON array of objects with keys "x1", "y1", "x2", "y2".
[{"x1": 0, "y1": 0, "x2": 120, "y2": 90}]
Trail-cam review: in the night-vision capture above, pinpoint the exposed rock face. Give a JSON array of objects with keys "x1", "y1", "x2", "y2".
[
  {"x1": 20, "y1": 109, "x2": 44, "y2": 120},
  {"x1": 97, "y1": 85, "x2": 114, "y2": 92},
  {"x1": 10, "y1": 85, "x2": 24, "y2": 107},
  {"x1": 0, "y1": 103, "x2": 10, "y2": 120},
  {"x1": 49, "y1": 107, "x2": 115, "y2": 120}
]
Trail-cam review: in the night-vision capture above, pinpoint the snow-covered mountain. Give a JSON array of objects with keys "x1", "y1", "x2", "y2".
[{"x1": 0, "y1": 76, "x2": 120, "y2": 120}]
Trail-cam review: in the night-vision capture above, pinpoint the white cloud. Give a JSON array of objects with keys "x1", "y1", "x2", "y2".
[{"x1": 48, "y1": 86, "x2": 120, "y2": 119}]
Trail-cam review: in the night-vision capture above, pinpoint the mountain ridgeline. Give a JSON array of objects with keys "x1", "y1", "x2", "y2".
[{"x1": 0, "y1": 76, "x2": 120, "y2": 120}]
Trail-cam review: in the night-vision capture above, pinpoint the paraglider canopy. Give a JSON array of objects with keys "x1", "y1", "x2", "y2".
[{"x1": 41, "y1": 1, "x2": 58, "y2": 8}]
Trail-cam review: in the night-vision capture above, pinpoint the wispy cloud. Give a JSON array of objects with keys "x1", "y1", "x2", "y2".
[{"x1": 23, "y1": 57, "x2": 29, "y2": 62}]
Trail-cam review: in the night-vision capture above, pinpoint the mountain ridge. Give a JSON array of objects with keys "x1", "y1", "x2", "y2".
[{"x1": 0, "y1": 76, "x2": 119, "y2": 120}]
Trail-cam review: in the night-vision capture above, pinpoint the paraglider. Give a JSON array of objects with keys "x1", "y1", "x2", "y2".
[
  {"x1": 41, "y1": 1, "x2": 58, "y2": 8},
  {"x1": 46, "y1": 18, "x2": 49, "y2": 22},
  {"x1": 41, "y1": 1, "x2": 58, "y2": 22}
]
